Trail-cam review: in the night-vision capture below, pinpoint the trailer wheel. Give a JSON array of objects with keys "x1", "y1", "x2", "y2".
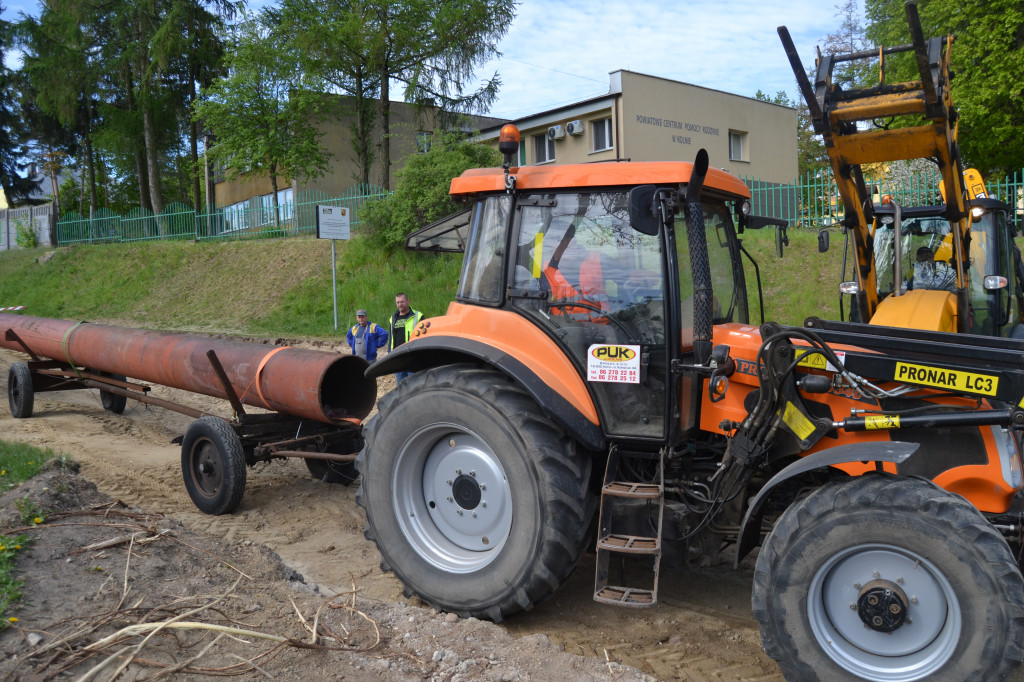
[
  {"x1": 181, "y1": 416, "x2": 247, "y2": 515},
  {"x1": 356, "y1": 364, "x2": 593, "y2": 621},
  {"x1": 305, "y1": 458, "x2": 358, "y2": 485},
  {"x1": 98, "y1": 372, "x2": 127, "y2": 414},
  {"x1": 752, "y1": 475, "x2": 1024, "y2": 681},
  {"x1": 8, "y1": 362, "x2": 34, "y2": 418}
]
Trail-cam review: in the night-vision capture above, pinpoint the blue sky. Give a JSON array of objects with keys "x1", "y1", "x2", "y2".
[{"x1": 2, "y1": 0, "x2": 853, "y2": 117}]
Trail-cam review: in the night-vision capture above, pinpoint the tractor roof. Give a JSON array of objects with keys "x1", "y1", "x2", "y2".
[{"x1": 449, "y1": 161, "x2": 751, "y2": 199}]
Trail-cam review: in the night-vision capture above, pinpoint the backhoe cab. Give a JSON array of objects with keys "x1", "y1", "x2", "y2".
[
  {"x1": 853, "y1": 190, "x2": 1023, "y2": 335},
  {"x1": 357, "y1": 117, "x2": 1024, "y2": 681}
]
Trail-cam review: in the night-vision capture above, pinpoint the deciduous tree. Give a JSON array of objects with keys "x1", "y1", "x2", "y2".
[
  {"x1": 193, "y1": 12, "x2": 330, "y2": 228},
  {"x1": 0, "y1": 2, "x2": 41, "y2": 204},
  {"x1": 865, "y1": 0, "x2": 1024, "y2": 175}
]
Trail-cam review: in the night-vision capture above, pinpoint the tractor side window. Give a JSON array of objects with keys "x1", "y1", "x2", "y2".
[
  {"x1": 675, "y1": 202, "x2": 747, "y2": 349},
  {"x1": 458, "y1": 195, "x2": 511, "y2": 304}
]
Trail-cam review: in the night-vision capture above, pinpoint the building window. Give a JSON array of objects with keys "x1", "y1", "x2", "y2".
[
  {"x1": 533, "y1": 133, "x2": 555, "y2": 164},
  {"x1": 416, "y1": 131, "x2": 432, "y2": 154},
  {"x1": 254, "y1": 188, "x2": 295, "y2": 226},
  {"x1": 592, "y1": 118, "x2": 613, "y2": 152},
  {"x1": 258, "y1": 193, "x2": 274, "y2": 226},
  {"x1": 729, "y1": 130, "x2": 748, "y2": 161},
  {"x1": 276, "y1": 188, "x2": 294, "y2": 221},
  {"x1": 224, "y1": 200, "x2": 250, "y2": 232}
]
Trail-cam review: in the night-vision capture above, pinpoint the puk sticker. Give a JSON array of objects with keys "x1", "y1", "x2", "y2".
[{"x1": 587, "y1": 344, "x2": 641, "y2": 384}]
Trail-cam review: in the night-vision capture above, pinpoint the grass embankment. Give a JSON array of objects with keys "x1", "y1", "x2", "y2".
[
  {"x1": 0, "y1": 441, "x2": 59, "y2": 627},
  {"x1": 0, "y1": 236, "x2": 462, "y2": 339},
  {"x1": 0, "y1": 228, "x2": 847, "y2": 338}
]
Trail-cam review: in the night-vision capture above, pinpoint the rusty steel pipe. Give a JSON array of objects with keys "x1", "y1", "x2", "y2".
[{"x1": 0, "y1": 314, "x2": 375, "y2": 424}]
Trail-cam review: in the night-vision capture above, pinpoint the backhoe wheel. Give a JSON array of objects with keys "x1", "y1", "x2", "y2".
[
  {"x1": 8, "y1": 362, "x2": 34, "y2": 418},
  {"x1": 752, "y1": 475, "x2": 1024, "y2": 681},
  {"x1": 181, "y1": 416, "x2": 247, "y2": 515},
  {"x1": 98, "y1": 372, "x2": 128, "y2": 414},
  {"x1": 356, "y1": 364, "x2": 594, "y2": 621}
]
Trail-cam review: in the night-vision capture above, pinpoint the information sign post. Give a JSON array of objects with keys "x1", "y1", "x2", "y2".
[{"x1": 316, "y1": 205, "x2": 352, "y2": 329}]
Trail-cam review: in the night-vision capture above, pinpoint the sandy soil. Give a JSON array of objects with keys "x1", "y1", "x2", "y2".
[{"x1": 0, "y1": 346, "x2": 785, "y2": 681}]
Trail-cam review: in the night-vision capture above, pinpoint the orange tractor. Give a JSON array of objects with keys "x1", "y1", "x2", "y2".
[{"x1": 356, "y1": 124, "x2": 1024, "y2": 680}]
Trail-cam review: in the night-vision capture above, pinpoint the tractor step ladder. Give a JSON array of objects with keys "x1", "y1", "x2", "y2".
[{"x1": 593, "y1": 446, "x2": 664, "y2": 607}]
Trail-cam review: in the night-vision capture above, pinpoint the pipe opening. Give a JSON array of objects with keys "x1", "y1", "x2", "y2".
[{"x1": 321, "y1": 356, "x2": 377, "y2": 421}]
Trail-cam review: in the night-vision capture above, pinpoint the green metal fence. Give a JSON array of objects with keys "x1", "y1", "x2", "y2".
[
  {"x1": 744, "y1": 168, "x2": 1024, "y2": 228},
  {"x1": 54, "y1": 169, "x2": 1024, "y2": 246},
  {"x1": 55, "y1": 184, "x2": 390, "y2": 246}
]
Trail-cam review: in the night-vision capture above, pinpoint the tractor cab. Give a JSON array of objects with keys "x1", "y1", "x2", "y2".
[{"x1": 404, "y1": 127, "x2": 765, "y2": 446}]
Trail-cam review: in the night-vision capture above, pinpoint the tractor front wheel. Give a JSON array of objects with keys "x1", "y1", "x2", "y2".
[{"x1": 752, "y1": 475, "x2": 1024, "y2": 681}]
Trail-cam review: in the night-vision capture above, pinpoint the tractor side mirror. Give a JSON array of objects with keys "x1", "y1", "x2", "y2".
[
  {"x1": 818, "y1": 229, "x2": 830, "y2": 253},
  {"x1": 628, "y1": 185, "x2": 660, "y2": 236}
]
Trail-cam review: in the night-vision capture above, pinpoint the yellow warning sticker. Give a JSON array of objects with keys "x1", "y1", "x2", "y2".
[
  {"x1": 796, "y1": 350, "x2": 845, "y2": 372},
  {"x1": 894, "y1": 362, "x2": 998, "y2": 396},
  {"x1": 864, "y1": 414, "x2": 900, "y2": 430},
  {"x1": 782, "y1": 402, "x2": 816, "y2": 441}
]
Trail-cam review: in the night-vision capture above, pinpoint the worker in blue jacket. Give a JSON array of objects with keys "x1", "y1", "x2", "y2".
[{"x1": 347, "y1": 309, "x2": 389, "y2": 362}]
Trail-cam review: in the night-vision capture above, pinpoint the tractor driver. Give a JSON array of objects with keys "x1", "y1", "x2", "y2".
[{"x1": 912, "y1": 246, "x2": 955, "y2": 291}]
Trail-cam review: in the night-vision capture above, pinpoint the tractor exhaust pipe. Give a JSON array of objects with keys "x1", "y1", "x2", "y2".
[
  {"x1": 0, "y1": 314, "x2": 376, "y2": 424},
  {"x1": 686, "y1": 149, "x2": 713, "y2": 365}
]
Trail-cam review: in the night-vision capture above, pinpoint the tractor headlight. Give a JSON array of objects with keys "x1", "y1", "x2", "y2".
[{"x1": 993, "y1": 426, "x2": 1024, "y2": 488}]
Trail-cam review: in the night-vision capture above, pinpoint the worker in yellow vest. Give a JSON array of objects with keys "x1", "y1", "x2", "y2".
[{"x1": 390, "y1": 293, "x2": 423, "y2": 383}]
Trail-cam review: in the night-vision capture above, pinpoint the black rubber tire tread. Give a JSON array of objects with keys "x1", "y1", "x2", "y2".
[
  {"x1": 356, "y1": 363, "x2": 594, "y2": 622},
  {"x1": 8, "y1": 362, "x2": 34, "y2": 419},
  {"x1": 305, "y1": 435, "x2": 362, "y2": 485},
  {"x1": 305, "y1": 458, "x2": 359, "y2": 485},
  {"x1": 752, "y1": 474, "x2": 1024, "y2": 681},
  {"x1": 98, "y1": 372, "x2": 128, "y2": 414},
  {"x1": 180, "y1": 416, "x2": 247, "y2": 515}
]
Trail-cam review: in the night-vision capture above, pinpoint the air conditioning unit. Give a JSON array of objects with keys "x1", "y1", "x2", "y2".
[
  {"x1": 547, "y1": 125, "x2": 565, "y2": 141},
  {"x1": 566, "y1": 120, "x2": 585, "y2": 136}
]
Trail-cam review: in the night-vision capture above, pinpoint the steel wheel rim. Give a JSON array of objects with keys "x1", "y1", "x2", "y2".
[
  {"x1": 393, "y1": 423, "x2": 513, "y2": 573},
  {"x1": 807, "y1": 543, "x2": 961, "y2": 681},
  {"x1": 190, "y1": 440, "x2": 224, "y2": 498}
]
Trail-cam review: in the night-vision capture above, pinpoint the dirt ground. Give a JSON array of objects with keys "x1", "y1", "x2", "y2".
[{"x1": 0, "y1": 346, "x2": 785, "y2": 681}]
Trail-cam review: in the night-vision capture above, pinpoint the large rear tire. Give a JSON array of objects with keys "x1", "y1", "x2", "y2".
[
  {"x1": 356, "y1": 364, "x2": 594, "y2": 621},
  {"x1": 181, "y1": 416, "x2": 247, "y2": 515},
  {"x1": 752, "y1": 475, "x2": 1024, "y2": 681},
  {"x1": 8, "y1": 362, "x2": 34, "y2": 418}
]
